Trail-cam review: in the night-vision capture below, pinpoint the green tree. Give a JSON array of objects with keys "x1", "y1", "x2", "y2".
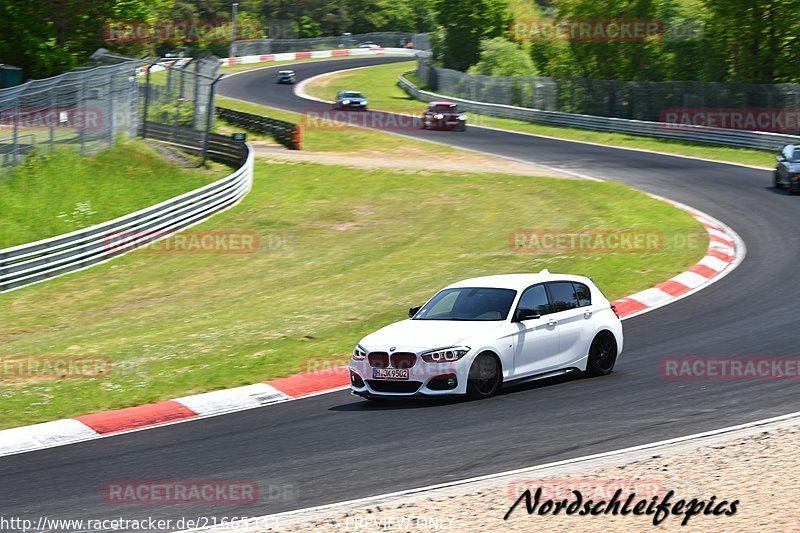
[
  {"x1": 702, "y1": 0, "x2": 800, "y2": 82},
  {"x1": 345, "y1": 0, "x2": 416, "y2": 33},
  {"x1": 433, "y1": 0, "x2": 510, "y2": 71},
  {"x1": 468, "y1": 37, "x2": 537, "y2": 76},
  {"x1": 0, "y1": 0, "x2": 165, "y2": 78}
]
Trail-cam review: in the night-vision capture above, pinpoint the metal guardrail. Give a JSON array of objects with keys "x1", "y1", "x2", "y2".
[
  {"x1": 230, "y1": 32, "x2": 430, "y2": 56},
  {"x1": 216, "y1": 107, "x2": 299, "y2": 149},
  {"x1": 142, "y1": 121, "x2": 248, "y2": 167},
  {"x1": 398, "y1": 72, "x2": 800, "y2": 153},
  {"x1": 0, "y1": 128, "x2": 254, "y2": 294}
]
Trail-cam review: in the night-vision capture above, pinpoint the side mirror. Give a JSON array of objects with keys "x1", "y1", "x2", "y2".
[
  {"x1": 408, "y1": 305, "x2": 422, "y2": 318},
  {"x1": 514, "y1": 308, "x2": 541, "y2": 322},
  {"x1": 777, "y1": 155, "x2": 786, "y2": 162}
]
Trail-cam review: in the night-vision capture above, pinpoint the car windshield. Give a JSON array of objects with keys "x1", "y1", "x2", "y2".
[
  {"x1": 413, "y1": 287, "x2": 517, "y2": 321},
  {"x1": 342, "y1": 91, "x2": 363, "y2": 98},
  {"x1": 278, "y1": 71, "x2": 292, "y2": 76},
  {"x1": 431, "y1": 105, "x2": 457, "y2": 113}
]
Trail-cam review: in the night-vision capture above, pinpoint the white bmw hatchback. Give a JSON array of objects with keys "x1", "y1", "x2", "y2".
[{"x1": 349, "y1": 271, "x2": 623, "y2": 400}]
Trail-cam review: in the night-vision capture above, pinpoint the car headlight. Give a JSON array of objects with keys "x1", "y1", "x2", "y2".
[
  {"x1": 458, "y1": 114, "x2": 467, "y2": 120},
  {"x1": 434, "y1": 113, "x2": 444, "y2": 119},
  {"x1": 342, "y1": 99, "x2": 351, "y2": 105},
  {"x1": 421, "y1": 346, "x2": 470, "y2": 363},
  {"x1": 352, "y1": 344, "x2": 367, "y2": 360},
  {"x1": 362, "y1": 100, "x2": 368, "y2": 105}
]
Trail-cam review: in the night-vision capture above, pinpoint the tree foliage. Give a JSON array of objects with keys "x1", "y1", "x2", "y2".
[
  {"x1": 433, "y1": 0, "x2": 511, "y2": 71},
  {"x1": 4, "y1": 0, "x2": 800, "y2": 84},
  {"x1": 468, "y1": 37, "x2": 537, "y2": 76},
  {"x1": 521, "y1": 0, "x2": 800, "y2": 83}
]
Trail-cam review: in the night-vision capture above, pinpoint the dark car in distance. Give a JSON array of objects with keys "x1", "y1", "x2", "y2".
[
  {"x1": 775, "y1": 144, "x2": 800, "y2": 194},
  {"x1": 422, "y1": 101, "x2": 467, "y2": 131}
]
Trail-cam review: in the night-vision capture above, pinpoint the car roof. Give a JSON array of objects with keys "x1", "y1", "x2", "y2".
[
  {"x1": 429, "y1": 101, "x2": 457, "y2": 106},
  {"x1": 444, "y1": 271, "x2": 592, "y2": 292},
  {"x1": 278, "y1": 70, "x2": 294, "y2": 74}
]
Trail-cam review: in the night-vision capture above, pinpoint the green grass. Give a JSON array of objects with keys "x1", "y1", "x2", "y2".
[
  {"x1": 0, "y1": 141, "x2": 223, "y2": 249},
  {"x1": 303, "y1": 62, "x2": 775, "y2": 168},
  {"x1": 215, "y1": 95, "x2": 453, "y2": 154},
  {"x1": 0, "y1": 160, "x2": 706, "y2": 428}
]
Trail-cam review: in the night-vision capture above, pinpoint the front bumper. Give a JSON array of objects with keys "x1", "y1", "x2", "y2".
[
  {"x1": 337, "y1": 102, "x2": 368, "y2": 110},
  {"x1": 423, "y1": 117, "x2": 465, "y2": 129},
  {"x1": 349, "y1": 355, "x2": 469, "y2": 397}
]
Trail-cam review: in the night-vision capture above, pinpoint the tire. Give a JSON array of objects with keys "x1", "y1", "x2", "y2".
[
  {"x1": 466, "y1": 353, "x2": 502, "y2": 400},
  {"x1": 774, "y1": 172, "x2": 783, "y2": 189},
  {"x1": 586, "y1": 332, "x2": 618, "y2": 377},
  {"x1": 455, "y1": 124, "x2": 466, "y2": 132}
]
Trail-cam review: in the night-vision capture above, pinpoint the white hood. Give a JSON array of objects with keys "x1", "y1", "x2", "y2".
[{"x1": 359, "y1": 319, "x2": 504, "y2": 351}]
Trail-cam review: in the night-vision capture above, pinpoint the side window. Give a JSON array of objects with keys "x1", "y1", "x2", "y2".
[
  {"x1": 546, "y1": 282, "x2": 580, "y2": 312},
  {"x1": 573, "y1": 283, "x2": 591, "y2": 307},
  {"x1": 517, "y1": 284, "x2": 551, "y2": 316}
]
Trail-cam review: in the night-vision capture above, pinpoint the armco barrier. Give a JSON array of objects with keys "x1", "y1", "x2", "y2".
[
  {"x1": 218, "y1": 47, "x2": 425, "y2": 68},
  {"x1": 0, "y1": 128, "x2": 253, "y2": 294},
  {"x1": 216, "y1": 107, "x2": 299, "y2": 149},
  {"x1": 398, "y1": 72, "x2": 800, "y2": 152},
  {"x1": 142, "y1": 122, "x2": 248, "y2": 167}
]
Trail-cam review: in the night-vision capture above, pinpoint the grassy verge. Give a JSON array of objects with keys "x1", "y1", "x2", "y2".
[
  {"x1": 0, "y1": 159, "x2": 706, "y2": 428},
  {"x1": 0, "y1": 141, "x2": 223, "y2": 249},
  {"x1": 215, "y1": 95, "x2": 453, "y2": 154},
  {"x1": 303, "y1": 62, "x2": 775, "y2": 168}
]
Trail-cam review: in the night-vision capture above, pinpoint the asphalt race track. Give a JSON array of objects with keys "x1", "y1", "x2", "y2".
[{"x1": 2, "y1": 56, "x2": 799, "y2": 529}]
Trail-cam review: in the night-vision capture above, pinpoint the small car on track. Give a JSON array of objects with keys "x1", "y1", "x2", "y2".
[
  {"x1": 349, "y1": 270, "x2": 623, "y2": 401},
  {"x1": 276, "y1": 70, "x2": 296, "y2": 84},
  {"x1": 421, "y1": 101, "x2": 467, "y2": 131},
  {"x1": 774, "y1": 144, "x2": 800, "y2": 194},
  {"x1": 334, "y1": 90, "x2": 368, "y2": 110}
]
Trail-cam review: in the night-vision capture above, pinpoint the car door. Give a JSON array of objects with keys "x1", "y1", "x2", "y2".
[
  {"x1": 545, "y1": 281, "x2": 595, "y2": 365},
  {"x1": 511, "y1": 284, "x2": 560, "y2": 377}
]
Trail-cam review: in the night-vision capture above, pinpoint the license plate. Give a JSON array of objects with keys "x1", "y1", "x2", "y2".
[{"x1": 372, "y1": 368, "x2": 409, "y2": 380}]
